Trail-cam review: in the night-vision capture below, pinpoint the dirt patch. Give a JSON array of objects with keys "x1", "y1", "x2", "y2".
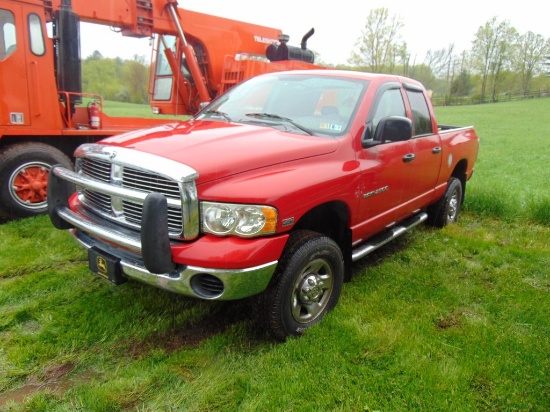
[
  {"x1": 436, "y1": 311, "x2": 463, "y2": 330},
  {"x1": 0, "y1": 361, "x2": 78, "y2": 407},
  {"x1": 40, "y1": 361, "x2": 77, "y2": 381},
  {"x1": 128, "y1": 300, "x2": 254, "y2": 357}
]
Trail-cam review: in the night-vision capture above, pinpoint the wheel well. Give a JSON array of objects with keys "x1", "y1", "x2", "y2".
[
  {"x1": 451, "y1": 159, "x2": 468, "y2": 205},
  {"x1": 292, "y1": 201, "x2": 353, "y2": 281}
]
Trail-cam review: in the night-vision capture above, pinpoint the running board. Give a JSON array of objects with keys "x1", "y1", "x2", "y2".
[{"x1": 351, "y1": 212, "x2": 428, "y2": 262}]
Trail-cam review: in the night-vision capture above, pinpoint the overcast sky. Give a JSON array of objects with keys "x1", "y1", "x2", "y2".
[{"x1": 80, "y1": 0, "x2": 549, "y2": 65}]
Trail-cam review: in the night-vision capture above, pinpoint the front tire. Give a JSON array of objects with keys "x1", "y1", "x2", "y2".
[
  {"x1": 259, "y1": 230, "x2": 344, "y2": 341},
  {"x1": 426, "y1": 177, "x2": 463, "y2": 228},
  {"x1": 0, "y1": 143, "x2": 73, "y2": 219}
]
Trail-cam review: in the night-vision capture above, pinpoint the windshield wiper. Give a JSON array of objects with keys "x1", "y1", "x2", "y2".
[
  {"x1": 201, "y1": 110, "x2": 232, "y2": 122},
  {"x1": 245, "y1": 112, "x2": 313, "y2": 135}
]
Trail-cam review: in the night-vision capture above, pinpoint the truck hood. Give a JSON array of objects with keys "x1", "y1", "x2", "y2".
[{"x1": 100, "y1": 120, "x2": 339, "y2": 184}]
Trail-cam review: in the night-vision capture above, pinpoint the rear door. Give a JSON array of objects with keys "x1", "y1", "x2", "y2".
[{"x1": 403, "y1": 83, "x2": 442, "y2": 210}]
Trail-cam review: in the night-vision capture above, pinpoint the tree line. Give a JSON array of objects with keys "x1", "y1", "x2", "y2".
[
  {"x1": 330, "y1": 8, "x2": 550, "y2": 105},
  {"x1": 82, "y1": 51, "x2": 150, "y2": 104}
]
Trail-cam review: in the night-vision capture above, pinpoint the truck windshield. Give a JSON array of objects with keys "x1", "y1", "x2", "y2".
[{"x1": 196, "y1": 74, "x2": 368, "y2": 138}]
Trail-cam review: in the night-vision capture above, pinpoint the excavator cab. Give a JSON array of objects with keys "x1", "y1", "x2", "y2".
[{"x1": 149, "y1": 33, "x2": 200, "y2": 116}]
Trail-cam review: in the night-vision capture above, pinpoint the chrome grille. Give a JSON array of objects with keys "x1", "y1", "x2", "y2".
[
  {"x1": 81, "y1": 158, "x2": 110, "y2": 182},
  {"x1": 83, "y1": 189, "x2": 111, "y2": 214},
  {"x1": 122, "y1": 168, "x2": 181, "y2": 199},
  {"x1": 121, "y1": 200, "x2": 183, "y2": 232},
  {"x1": 121, "y1": 200, "x2": 142, "y2": 226},
  {"x1": 80, "y1": 159, "x2": 112, "y2": 214},
  {"x1": 78, "y1": 158, "x2": 184, "y2": 236}
]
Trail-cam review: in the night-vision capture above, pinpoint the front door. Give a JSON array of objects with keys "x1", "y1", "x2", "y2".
[
  {"x1": 0, "y1": 4, "x2": 30, "y2": 126},
  {"x1": 355, "y1": 82, "x2": 415, "y2": 239}
]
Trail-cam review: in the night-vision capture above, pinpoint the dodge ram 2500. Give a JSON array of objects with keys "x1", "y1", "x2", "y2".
[{"x1": 48, "y1": 69, "x2": 479, "y2": 340}]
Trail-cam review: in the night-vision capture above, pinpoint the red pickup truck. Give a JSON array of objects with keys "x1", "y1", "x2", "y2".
[{"x1": 48, "y1": 69, "x2": 479, "y2": 340}]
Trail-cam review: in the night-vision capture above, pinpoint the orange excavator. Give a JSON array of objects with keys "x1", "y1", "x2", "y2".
[{"x1": 0, "y1": 0, "x2": 321, "y2": 218}]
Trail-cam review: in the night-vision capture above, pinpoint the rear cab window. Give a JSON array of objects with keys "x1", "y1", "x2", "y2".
[{"x1": 405, "y1": 85, "x2": 433, "y2": 136}]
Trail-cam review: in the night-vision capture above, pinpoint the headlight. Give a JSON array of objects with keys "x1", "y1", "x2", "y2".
[{"x1": 201, "y1": 202, "x2": 277, "y2": 237}]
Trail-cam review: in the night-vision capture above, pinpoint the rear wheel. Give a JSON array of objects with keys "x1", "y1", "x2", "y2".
[
  {"x1": 426, "y1": 177, "x2": 463, "y2": 228},
  {"x1": 259, "y1": 230, "x2": 344, "y2": 341},
  {"x1": 0, "y1": 143, "x2": 73, "y2": 219}
]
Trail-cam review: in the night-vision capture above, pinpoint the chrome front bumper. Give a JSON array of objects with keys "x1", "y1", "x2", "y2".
[
  {"x1": 48, "y1": 163, "x2": 278, "y2": 301},
  {"x1": 69, "y1": 222, "x2": 277, "y2": 301}
]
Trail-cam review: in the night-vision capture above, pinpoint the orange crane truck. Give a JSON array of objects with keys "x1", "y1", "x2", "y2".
[{"x1": 0, "y1": 0, "x2": 321, "y2": 219}]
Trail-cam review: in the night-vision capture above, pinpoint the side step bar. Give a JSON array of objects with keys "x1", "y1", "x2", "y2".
[{"x1": 351, "y1": 212, "x2": 428, "y2": 262}]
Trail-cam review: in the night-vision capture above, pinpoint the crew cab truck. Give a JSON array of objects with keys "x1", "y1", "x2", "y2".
[{"x1": 48, "y1": 70, "x2": 479, "y2": 340}]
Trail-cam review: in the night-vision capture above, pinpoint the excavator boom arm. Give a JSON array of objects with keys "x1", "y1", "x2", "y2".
[{"x1": 45, "y1": 0, "x2": 177, "y2": 37}]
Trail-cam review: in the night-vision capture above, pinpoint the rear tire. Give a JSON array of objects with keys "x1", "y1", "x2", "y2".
[
  {"x1": 426, "y1": 177, "x2": 463, "y2": 228},
  {"x1": 258, "y1": 230, "x2": 344, "y2": 341},
  {"x1": 0, "y1": 143, "x2": 73, "y2": 219}
]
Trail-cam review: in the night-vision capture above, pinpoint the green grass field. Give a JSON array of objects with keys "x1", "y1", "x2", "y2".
[
  {"x1": 435, "y1": 98, "x2": 550, "y2": 225},
  {"x1": 102, "y1": 100, "x2": 185, "y2": 120},
  {"x1": 0, "y1": 98, "x2": 549, "y2": 411}
]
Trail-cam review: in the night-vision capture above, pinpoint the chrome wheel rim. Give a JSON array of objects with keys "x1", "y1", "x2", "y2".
[
  {"x1": 447, "y1": 190, "x2": 459, "y2": 223},
  {"x1": 291, "y1": 258, "x2": 334, "y2": 323}
]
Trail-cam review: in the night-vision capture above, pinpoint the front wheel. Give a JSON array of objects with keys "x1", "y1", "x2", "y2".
[
  {"x1": 259, "y1": 230, "x2": 344, "y2": 341},
  {"x1": 0, "y1": 143, "x2": 73, "y2": 219},
  {"x1": 426, "y1": 177, "x2": 463, "y2": 228}
]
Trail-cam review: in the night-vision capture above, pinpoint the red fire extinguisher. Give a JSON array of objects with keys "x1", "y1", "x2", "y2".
[{"x1": 88, "y1": 101, "x2": 100, "y2": 129}]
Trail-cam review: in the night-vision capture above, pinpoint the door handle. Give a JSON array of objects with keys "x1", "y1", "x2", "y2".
[
  {"x1": 432, "y1": 147, "x2": 442, "y2": 154},
  {"x1": 403, "y1": 153, "x2": 415, "y2": 163}
]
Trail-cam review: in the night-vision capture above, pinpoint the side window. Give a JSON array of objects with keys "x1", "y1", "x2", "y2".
[
  {"x1": 370, "y1": 88, "x2": 406, "y2": 138},
  {"x1": 0, "y1": 9, "x2": 16, "y2": 61},
  {"x1": 152, "y1": 35, "x2": 176, "y2": 101},
  {"x1": 28, "y1": 13, "x2": 45, "y2": 56},
  {"x1": 372, "y1": 89, "x2": 406, "y2": 125},
  {"x1": 406, "y1": 89, "x2": 432, "y2": 136}
]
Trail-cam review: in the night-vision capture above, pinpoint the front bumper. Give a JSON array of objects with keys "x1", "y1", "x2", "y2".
[
  {"x1": 71, "y1": 225, "x2": 278, "y2": 300},
  {"x1": 48, "y1": 162, "x2": 285, "y2": 300}
]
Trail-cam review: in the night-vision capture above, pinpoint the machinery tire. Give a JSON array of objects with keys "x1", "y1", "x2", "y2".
[
  {"x1": 0, "y1": 143, "x2": 73, "y2": 219},
  {"x1": 259, "y1": 230, "x2": 344, "y2": 341},
  {"x1": 426, "y1": 177, "x2": 463, "y2": 228}
]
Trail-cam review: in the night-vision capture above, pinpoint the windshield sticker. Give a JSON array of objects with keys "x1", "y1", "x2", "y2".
[{"x1": 319, "y1": 122, "x2": 344, "y2": 131}]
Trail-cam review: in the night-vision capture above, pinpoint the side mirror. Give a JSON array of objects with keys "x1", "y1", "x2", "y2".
[{"x1": 363, "y1": 116, "x2": 412, "y2": 148}]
